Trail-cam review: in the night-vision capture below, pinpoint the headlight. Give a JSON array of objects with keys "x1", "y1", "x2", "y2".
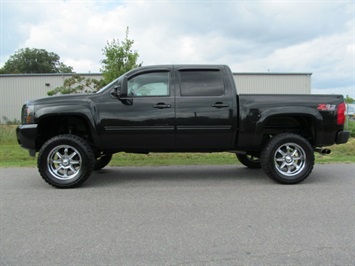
[{"x1": 22, "y1": 104, "x2": 35, "y2": 124}]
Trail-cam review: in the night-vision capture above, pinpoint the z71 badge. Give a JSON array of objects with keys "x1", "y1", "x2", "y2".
[{"x1": 317, "y1": 104, "x2": 336, "y2": 111}]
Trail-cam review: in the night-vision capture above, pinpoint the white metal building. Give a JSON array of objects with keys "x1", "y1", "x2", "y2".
[
  {"x1": 0, "y1": 73, "x2": 102, "y2": 124},
  {"x1": 0, "y1": 72, "x2": 311, "y2": 123},
  {"x1": 234, "y1": 72, "x2": 312, "y2": 94}
]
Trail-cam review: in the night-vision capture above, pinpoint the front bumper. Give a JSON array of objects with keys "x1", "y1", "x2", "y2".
[
  {"x1": 16, "y1": 124, "x2": 38, "y2": 156},
  {"x1": 336, "y1": 131, "x2": 350, "y2": 144}
]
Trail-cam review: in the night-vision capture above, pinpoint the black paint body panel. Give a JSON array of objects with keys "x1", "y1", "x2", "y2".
[{"x1": 16, "y1": 64, "x2": 348, "y2": 155}]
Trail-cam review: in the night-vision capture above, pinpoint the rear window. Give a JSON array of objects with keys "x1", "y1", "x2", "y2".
[{"x1": 180, "y1": 70, "x2": 224, "y2": 96}]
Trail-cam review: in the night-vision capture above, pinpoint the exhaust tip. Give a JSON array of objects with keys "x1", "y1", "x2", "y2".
[
  {"x1": 315, "y1": 148, "x2": 331, "y2": 155},
  {"x1": 322, "y1": 149, "x2": 331, "y2": 155}
]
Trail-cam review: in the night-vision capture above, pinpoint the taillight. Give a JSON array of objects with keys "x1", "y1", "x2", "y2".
[{"x1": 337, "y1": 102, "x2": 346, "y2": 125}]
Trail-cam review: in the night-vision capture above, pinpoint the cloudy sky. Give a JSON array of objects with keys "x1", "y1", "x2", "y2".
[{"x1": 1, "y1": 0, "x2": 354, "y2": 97}]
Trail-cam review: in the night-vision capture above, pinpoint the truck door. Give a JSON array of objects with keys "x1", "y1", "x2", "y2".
[
  {"x1": 175, "y1": 67, "x2": 235, "y2": 150},
  {"x1": 99, "y1": 69, "x2": 175, "y2": 150}
]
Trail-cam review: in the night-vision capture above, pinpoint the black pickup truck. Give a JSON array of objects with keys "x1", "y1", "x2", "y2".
[{"x1": 17, "y1": 65, "x2": 349, "y2": 188}]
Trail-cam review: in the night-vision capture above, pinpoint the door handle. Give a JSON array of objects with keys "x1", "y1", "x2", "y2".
[
  {"x1": 153, "y1": 103, "x2": 171, "y2": 109},
  {"x1": 211, "y1": 102, "x2": 229, "y2": 108}
]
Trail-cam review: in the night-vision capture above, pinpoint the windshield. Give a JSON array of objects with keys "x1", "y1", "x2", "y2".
[{"x1": 96, "y1": 77, "x2": 121, "y2": 94}]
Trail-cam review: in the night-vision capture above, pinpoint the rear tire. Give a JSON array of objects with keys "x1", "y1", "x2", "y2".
[
  {"x1": 236, "y1": 154, "x2": 261, "y2": 169},
  {"x1": 260, "y1": 133, "x2": 314, "y2": 184},
  {"x1": 38, "y1": 134, "x2": 95, "y2": 188}
]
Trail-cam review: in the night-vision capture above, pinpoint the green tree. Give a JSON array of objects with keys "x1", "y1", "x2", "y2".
[
  {"x1": 47, "y1": 75, "x2": 106, "y2": 96},
  {"x1": 0, "y1": 48, "x2": 73, "y2": 74},
  {"x1": 101, "y1": 27, "x2": 141, "y2": 84},
  {"x1": 345, "y1": 95, "x2": 354, "y2": 104},
  {"x1": 48, "y1": 27, "x2": 141, "y2": 95}
]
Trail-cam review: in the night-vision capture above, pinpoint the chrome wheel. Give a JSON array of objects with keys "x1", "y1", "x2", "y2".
[
  {"x1": 261, "y1": 133, "x2": 314, "y2": 184},
  {"x1": 38, "y1": 135, "x2": 95, "y2": 188},
  {"x1": 47, "y1": 145, "x2": 82, "y2": 180},
  {"x1": 274, "y1": 143, "x2": 306, "y2": 177}
]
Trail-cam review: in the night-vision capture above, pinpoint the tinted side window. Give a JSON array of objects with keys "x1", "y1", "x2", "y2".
[
  {"x1": 180, "y1": 70, "x2": 224, "y2": 96},
  {"x1": 128, "y1": 72, "x2": 169, "y2": 97}
]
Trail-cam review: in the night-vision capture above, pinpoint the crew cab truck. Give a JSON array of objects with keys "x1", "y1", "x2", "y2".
[{"x1": 16, "y1": 65, "x2": 350, "y2": 188}]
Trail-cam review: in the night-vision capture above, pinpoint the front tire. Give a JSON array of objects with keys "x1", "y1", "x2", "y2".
[
  {"x1": 260, "y1": 133, "x2": 314, "y2": 184},
  {"x1": 38, "y1": 134, "x2": 95, "y2": 188}
]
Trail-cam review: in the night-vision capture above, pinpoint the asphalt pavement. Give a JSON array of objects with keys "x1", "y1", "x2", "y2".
[{"x1": 0, "y1": 164, "x2": 354, "y2": 265}]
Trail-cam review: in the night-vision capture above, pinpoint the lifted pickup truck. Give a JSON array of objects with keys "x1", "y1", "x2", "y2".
[{"x1": 17, "y1": 65, "x2": 349, "y2": 188}]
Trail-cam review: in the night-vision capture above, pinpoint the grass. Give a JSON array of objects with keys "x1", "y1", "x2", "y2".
[
  {"x1": 0, "y1": 145, "x2": 37, "y2": 167},
  {"x1": 346, "y1": 118, "x2": 355, "y2": 137},
  {"x1": 1, "y1": 125, "x2": 354, "y2": 167},
  {"x1": 0, "y1": 125, "x2": 18, "y2": 145},
  {"x1": 315, "y1": 137, "x2": 355, "y2": 163}
]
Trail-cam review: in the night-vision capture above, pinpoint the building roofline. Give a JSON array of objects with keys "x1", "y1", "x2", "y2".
[
  {"x1": 0, "y1": 72, "x2": 313, "y2": 77},
  {"x1": 0, "y1": 73, "x2": 102, "y2": 77},
  {"x1": 233, "y1": 72, "x2": 312, "y2": 76}
]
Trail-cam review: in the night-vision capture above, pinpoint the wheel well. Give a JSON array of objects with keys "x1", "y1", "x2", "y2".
[
  {"x1": 262, "y1": 115, "x2": 316, "y2": 145},
  {"x1": 36, "y1": 116, "x2": 93, "y2": 150}
]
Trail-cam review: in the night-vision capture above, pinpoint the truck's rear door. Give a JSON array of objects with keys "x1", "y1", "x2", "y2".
[{"x1": 174, "y1": 66, "x2": 235, "y2": 150}]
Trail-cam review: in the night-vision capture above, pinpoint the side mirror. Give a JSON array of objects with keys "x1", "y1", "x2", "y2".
[
  {"x1": 110, "y1": 77, "x2": 128, "y2": 99},
  {"x1": 111, "y1": 85, "x2": 121, "y2": 98}
]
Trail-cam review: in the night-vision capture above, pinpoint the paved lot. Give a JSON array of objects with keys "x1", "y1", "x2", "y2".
[{"x1": 0, "y1": 164, "x2": 354, "y2": 265}]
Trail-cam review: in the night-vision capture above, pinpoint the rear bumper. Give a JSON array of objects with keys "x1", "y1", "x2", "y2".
[
  {"x1": 336, "y1": 131, "x2": 350, "y2": 144},
  {"x1": 16, "y1": 124, "x2": 38, "y2": 156}
]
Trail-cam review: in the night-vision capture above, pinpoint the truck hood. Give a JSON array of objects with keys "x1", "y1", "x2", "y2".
[
  {"x1": 27, "y1": 93, "x2": 96, "y2": 106},
  {"x1": 25, "y1": 93, "x2": 100, "y2": 124}
]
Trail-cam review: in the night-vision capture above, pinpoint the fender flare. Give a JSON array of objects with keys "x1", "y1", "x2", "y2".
[
  {"x1": 35, "y1": 104, "x2": 102, "y2": 148},
  {"x1": 254, "y1": 106, "x2": 323, "y2": 147}
]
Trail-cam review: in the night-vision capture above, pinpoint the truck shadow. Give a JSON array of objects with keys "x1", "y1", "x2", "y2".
[{"x1": 85, "y1": 165, "x2": 270, "y2": 188}]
